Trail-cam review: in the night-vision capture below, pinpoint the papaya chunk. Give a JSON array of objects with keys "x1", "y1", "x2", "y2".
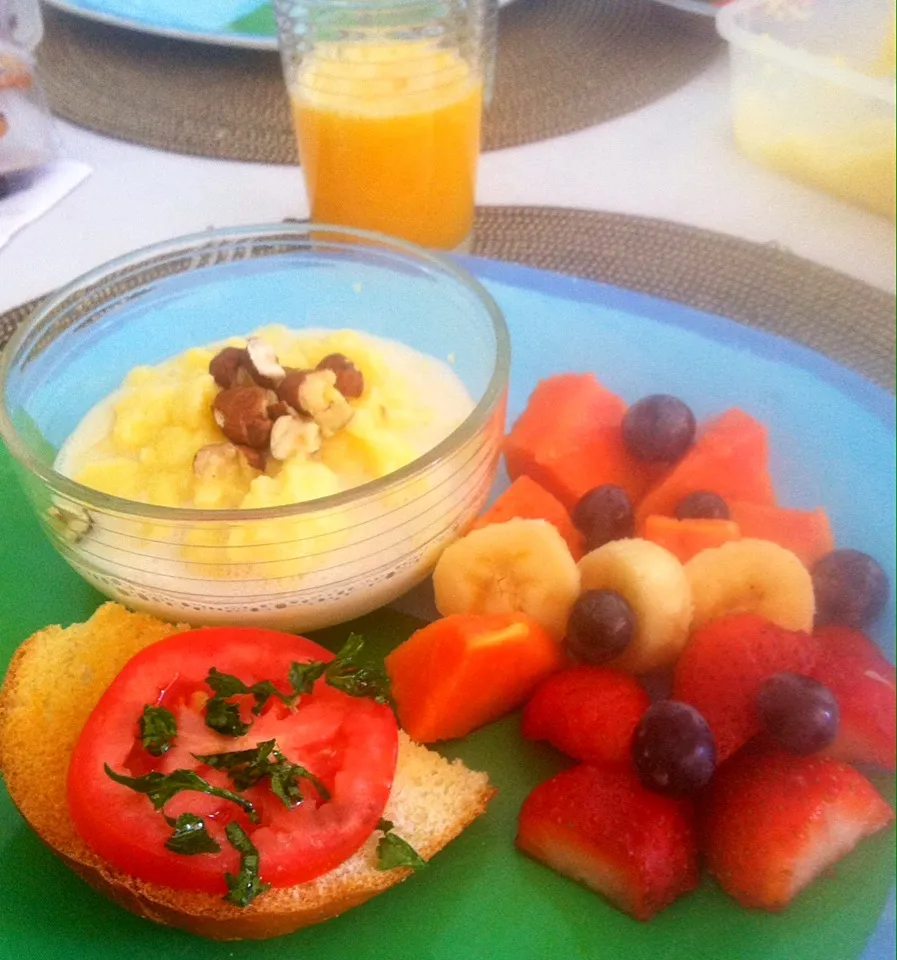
[
  {"x1": 504, "y1": 374, "x2": 662, "y2": 510},
  {"x1": 643, "y1": 515, "x2": 742, "y2": 564},
  {"x1": 729, "y1": 501, "x2": 834, "y2": 568},
  {"x1": 385, "y1": 613, "x2": 562, "y2": 743},
  {"x1": 470, "y1": 476, "x2": 585, "y2": 559},
  {"x1": 635, "y1": 409, "x2": 775, "y2": 531}
]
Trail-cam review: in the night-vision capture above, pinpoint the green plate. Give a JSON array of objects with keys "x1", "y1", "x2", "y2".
[{"x1": 0, "y1": 447, "x2": 894, "y2": 960}]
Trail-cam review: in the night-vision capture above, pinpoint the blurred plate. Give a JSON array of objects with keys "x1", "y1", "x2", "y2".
[{"x1": 41, "y1": 0, "x2": 515, "y2": 50}]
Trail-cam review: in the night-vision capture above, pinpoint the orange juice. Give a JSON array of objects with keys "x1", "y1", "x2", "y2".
[{"x1": 291, "y1": 43, "x2": 482, "y2": 250}]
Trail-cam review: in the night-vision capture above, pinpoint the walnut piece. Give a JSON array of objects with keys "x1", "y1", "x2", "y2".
[
  {"x1": 269, "y1": 416, "x2": 323, "y2": 461},
  {"x1": 213, "y1": 386, "x2": 273, "y2": 449},
  {"x1": 244, "y1": 337, "x2": 286, "y2": 389},
  {"x1": 317, "y1": 353, "x2": 364, "y2": 399}
]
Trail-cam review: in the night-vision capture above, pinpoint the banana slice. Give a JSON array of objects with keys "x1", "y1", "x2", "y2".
[
  {"x1": 578, "y1": 538, "x2": 693, "y2": 673},
  {"x1": 432, "y1": 518, "x2": 580, "y2": 639},
  {"x1": 685, "y1": 538, "x2": 815, "y2": 633}
]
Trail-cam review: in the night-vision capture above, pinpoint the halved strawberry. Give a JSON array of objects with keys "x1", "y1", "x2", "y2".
[
  {"x1": 521, "y1": 666, "x2": 650, "y2": 764},
  {"x1": 516, "y1": 764, "x2": 698, "y2": 921},
  {"x1": 702, "y1": 746, "x2": 894, "y2": 910},
  {"x1": 672, "y1": 613, "x2": 817, "y2": 763},
  {"x1": 811, "y1": 625, "x2": 896, "y2": 771}
]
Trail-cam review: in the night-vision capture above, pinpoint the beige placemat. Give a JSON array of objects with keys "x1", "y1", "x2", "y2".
[
  {"x1": 35, "y1": 0, "x2": 721, "y2": 161},
  {"x1": 3, "y1": 207, "x2": 893, "y2": 390}
]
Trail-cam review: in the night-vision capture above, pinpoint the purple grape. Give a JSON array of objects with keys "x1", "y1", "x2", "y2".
[
  {"x1": 675, "y1": 490, "x2": 730, "y2": 521},
  {"x1": 812, "y1": 549, "x2": 889, "y2": 629},
  {"x1": 572, "y1": 484, "x2": 634, "y2": 550},
  {"x1": 756, "y1": 672, "x2": 839, "y2": 755},
  {"x1": 622, "y1": 395, "x2": 696, "y2": 463},
  {"x1": 565, "y1": 590, "x2": 635, "y2": 665},
  {"x1": 631, "y1": 701, "x2": 716, "y2": 796}
]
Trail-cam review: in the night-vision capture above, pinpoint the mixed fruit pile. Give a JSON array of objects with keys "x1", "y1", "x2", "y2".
[{"x1": 383, "y1": 372, "x2": 896, "y2": 921}]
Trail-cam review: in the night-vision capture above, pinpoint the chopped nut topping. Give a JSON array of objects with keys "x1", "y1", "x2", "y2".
[
  {"x1": 275, "y1": 369, "x2": 311, "y2": 412},
  {"x1": 244, "y1": 337, "x2": 286, "y2": 389},
  {"x1": 194, "y1": 442, "x2": 267, "y2": 478},
  {"x1": 208, "y1": 346, "x2": 246, "y2": 389},
  {"x1": 213, "y1": 386, "x2": 273, "y2": 449},
  {"x1": 317, "y1": 353, "x2": 365, "y2": 399},
  {"x1": 269, "y1": 416, "x2": 323, "y2": 461},
  {"x1": 296, "y1": 369, "x2": 354, "y2": 437}
]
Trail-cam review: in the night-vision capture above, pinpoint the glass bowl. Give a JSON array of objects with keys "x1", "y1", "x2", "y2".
[{"x1": 0, "y1": 224, "x2": 510, "y2": 630}]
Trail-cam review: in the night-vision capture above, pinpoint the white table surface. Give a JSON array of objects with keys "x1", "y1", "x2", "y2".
[{"x1": 1, "y1": 50, "x2": 894, "y2": 316}]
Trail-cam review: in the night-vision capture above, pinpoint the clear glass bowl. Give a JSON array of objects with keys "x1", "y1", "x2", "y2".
[{"x1": 0, "y1": 224, "x2": 510, "y2": 630}]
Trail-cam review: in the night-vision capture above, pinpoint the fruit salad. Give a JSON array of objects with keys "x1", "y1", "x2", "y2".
[{"x1": 383, "y1": 371, "x2": 895, "y2": 924}]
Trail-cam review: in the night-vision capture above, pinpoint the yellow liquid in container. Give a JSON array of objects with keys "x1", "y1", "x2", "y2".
[
  {"x1": 734, "y1": 95, "x2": 896, "y2": 221},
  {"x1": 291, "y1": 42, "x2": 482, "y2": 250}
]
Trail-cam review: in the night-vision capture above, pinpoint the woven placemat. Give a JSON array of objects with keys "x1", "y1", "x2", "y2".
[
  {"x1": 3, "y1": 207, "x2": 893, "y2": 390},
  {"x1": 35, "y1": 0, "x2": 721, "y2": 161}
]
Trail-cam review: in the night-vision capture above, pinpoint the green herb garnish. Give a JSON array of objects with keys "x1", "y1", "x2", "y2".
[
  {"x1": 164, "y1": 812, "x2": 221, "y2": 855},
  {"x1": 194, "y1": 739, "x2": 331, "y2": 808},
  {"x1": 287, "y1": 659, "x2": 327, "y2": 696},
  {"x1": 204, "y1": 695, "x2": 252, "y2": 738},
  {"x1": 375, "y1": 818, "x2": 427, "y2": 872},
  {"x1": 323, "y1": 634, "x2": 393, "y2": 707},
  {"x1": 223, "y1": 822, "x2": 270, "y2": 908},
  {"x1": 206, "y1": 667, "x2": 295, "y2": 715},
  {"x1": 139, "y1": 705, "x2": 177, "y2": 756},
  {"x1": 103, "y1": 765, "x2": 259, "y2": 822},
  {"x1": 201, "y1": 635, "x2": 391, "y2": 738}
]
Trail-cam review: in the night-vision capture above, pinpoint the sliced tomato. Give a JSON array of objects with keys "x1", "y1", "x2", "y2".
[{"x1": 67, "y1": 627, "x2": 398, "y2": 894}]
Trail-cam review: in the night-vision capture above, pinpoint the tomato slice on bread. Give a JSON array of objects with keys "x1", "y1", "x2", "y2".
[{"x1": 67, "y1": 627, "x2": 398, "y2": 895}]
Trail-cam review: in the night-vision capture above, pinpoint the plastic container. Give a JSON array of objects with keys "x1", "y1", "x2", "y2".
[
  {"x1": 0, "y1": 224, "x2": 510, "y2": 630},
  {"x1": 0, "y1": 0, "x2": 57, "y2": 177},
  {"x1": 717, "y1": 0, "x2": 896, "y2": 220}
]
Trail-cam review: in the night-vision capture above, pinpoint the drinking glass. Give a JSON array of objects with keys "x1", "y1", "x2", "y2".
[{"x1": 274, "y1": 0, "x2": 497, "y2": 251}]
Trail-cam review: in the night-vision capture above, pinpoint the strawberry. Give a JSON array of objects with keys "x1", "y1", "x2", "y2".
[
  {"x1": 672, "y1": 613, "x2": 817, "y2": 763},
  {"x1": 702, "y1": 746, "x2": 894, "y2": 910},
  {"x1": 516, "y1": 764, "x2": 698, "y2": 920},
  {"x1": 521, "y1": 666, "x2": 650, "y2": 764},
  {"x1": 811, "y1": 625, "x2": 896, "y2": 771}
]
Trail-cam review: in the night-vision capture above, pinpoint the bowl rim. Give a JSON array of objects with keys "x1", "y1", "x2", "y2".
[{"x1": 0, "y1": 222, "x2": 511, "y2": 523}]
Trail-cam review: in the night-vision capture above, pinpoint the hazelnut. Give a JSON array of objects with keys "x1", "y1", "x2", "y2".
[
  {"x1": 208, "y1": 346, "x2": 246, "y2": 388},
  {"x1": 234, "y1": 445, "x2": 268, "y2": 472},
  {"x1": 267, "y1": 398, "x2": 293, "y2": 421},
  {"x1": 213, "y1": 386, "x2": 273, "y2": 449},
  {"x1": 317, "y1": 353, "x2": 364, "y2": 399},
  {"x1": 276, "y1": 368, "x2": 311, "y2": 412},
  {"x1": 194, "y1": 442, "x2": 267, "y2": 477},
  {"x1": 269, "y1": 416, "x2": 322, "y2": 461},
  {"x1": 193, "y1": 443, "x2": 240, "y2": 479},
  {"x1": 297, "y1": 369, "x2": 354, "y2": 437},
  {"x1": 244, "y1": 337, "x2": 286, "y2": 389}
]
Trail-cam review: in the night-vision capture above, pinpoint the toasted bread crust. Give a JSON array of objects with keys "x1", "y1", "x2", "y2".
[{"x1": 0, "y1": 604, "x2": 494, "y2": 940}]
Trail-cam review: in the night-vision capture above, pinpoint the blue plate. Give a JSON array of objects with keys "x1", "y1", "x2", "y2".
[{"x1": 0, "y1": 254, "x2": 893, "y2": 959}]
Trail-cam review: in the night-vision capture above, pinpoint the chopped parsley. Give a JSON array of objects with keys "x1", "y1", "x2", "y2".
[
  {"x1": 194, "y1": 739, "x2": 330, "y2": 808},
  {"x1": 375, "y1": 818, "x2": 427, "y2": 873},
  {"x1": 103, "y1": 765, "x2": 259, "y2": 823},
  {"x1": 138, "y1": 705, "x2": 177, "y2": 756},
  {"x1": 223, "y1": 822, "x2": 270, "y2": 908},
  {"x1": 164, "y1": 812, "x2": 221, "y2": 855}
]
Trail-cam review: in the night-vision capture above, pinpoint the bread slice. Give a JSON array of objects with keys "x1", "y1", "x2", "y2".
[{"x1": 0, "y1": 603, "x2": 494, "y2": 940}]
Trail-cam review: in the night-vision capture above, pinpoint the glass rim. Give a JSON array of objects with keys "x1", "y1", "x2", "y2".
[{"x1": 0, "y1": 222, "x2": 511, "y2": 525}]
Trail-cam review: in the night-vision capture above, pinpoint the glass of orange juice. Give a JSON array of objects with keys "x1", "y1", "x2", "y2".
[{"x1": 274, "y1": 0, "x2": 495, "y2": 251}]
